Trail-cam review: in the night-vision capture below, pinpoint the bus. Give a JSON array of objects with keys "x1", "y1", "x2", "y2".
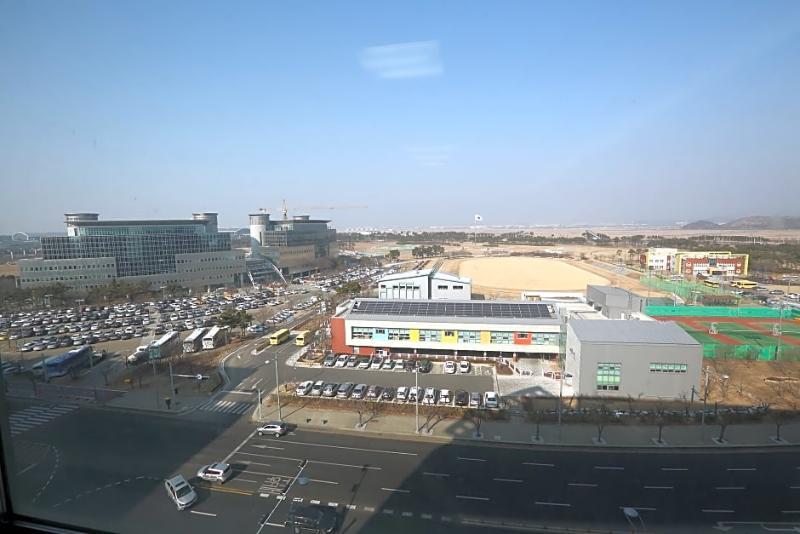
[
  {"x1": 34, "y1": 346, "x2": 93, "y2": 379},
  {"x1": 295, "y1": 330, "x2": 311, "y2": 346},
  {"x1": 703, "y1": 280, "x2": 720, "y2": 288},
  {"x1": 732, "y1": 280, "x2": 757, "y2": 289},
  {"x1": 149, "y1": 331, "x2": 181, "y2": 360},
  {"x1": 183, "y1": 327, "x2": 207, "y2": 353},
  {"x1": 202, "y1": 326, "x2": 228, "y2": 350},
  {"x1": 269, "y1": 328, "x2": 290, "y2": 345}
]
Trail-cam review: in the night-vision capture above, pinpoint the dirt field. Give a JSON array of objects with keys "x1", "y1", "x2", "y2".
[
  {"x1": 0, "y1": 263, "x2": 18, "y2": 276},
  {"x1": 440, "y1": 257, "x2": 609, "y2": 297},
  {"x1": 706, "y1": 359, "x2": 800, "y2": 410}
]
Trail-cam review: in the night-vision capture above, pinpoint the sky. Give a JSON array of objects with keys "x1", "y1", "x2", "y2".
[{"x1": 1, "y1": 0, "x2": 799, "y2": 233}]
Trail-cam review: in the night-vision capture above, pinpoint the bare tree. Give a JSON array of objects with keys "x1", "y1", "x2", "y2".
[
  {"x1": 716, "y1": 413, "x2": 729, "y2": 444},
  {"x1": 466, "y1": 409, "x2": 483, "y2": 438},
  {"x1": 595, "y1": 404, "x2": 610, "y2": 444},
  {"x1": 654, "y1": 401, "x2": 667, "y2": 445}
]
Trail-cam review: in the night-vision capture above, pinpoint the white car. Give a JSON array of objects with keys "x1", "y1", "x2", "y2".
[
  {"x1": 396, "y1": 386, "x2": 409, "y2": 401},
  {"x1": 370, "y1": 357, "x2": 383, "y2": 370},
  {"x1": 335, "y1": 354, "x2": 348, "y2": 368},
  {"x1": 444, "y1": 361, "x2": 456, "y2": 374},
  {"x1": 295, "y1": 380, "x2": 313, "y2": 396},
  {"x1": 484, "y1": 391, "x2": 499, "y2": 409},
  {"x1": 408, "y1": 386, "x2": 421, "y2": 403},
  {"x1": 196, "y1": 462, "x2": 232, "y2": 484},
  {"x1": 394, "y1": 359, "x2": 405, "y2": 371},
  {"x1": 459, "y1": 360, "x2": 471, "y2": 373},
  {"x1": 439, "y1": 389, "x2": 451, "y2": 405},
  {"x1": 381, "y1": 359, "x2": 394, "y2": 370},
  {"x1": 422, "y1": 387, "x2": 437, "y2": 405},
  {"x1": 310, "y1": 380, "x2": 324, "y2": 397}
]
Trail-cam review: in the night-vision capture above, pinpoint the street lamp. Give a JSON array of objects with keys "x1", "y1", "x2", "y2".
[
  {"x1": 414, "y1": 366, "x2": 419, "y2": 433},
  {"x1": 266, "y1": 358, "x2": 282, "y2": 420}
]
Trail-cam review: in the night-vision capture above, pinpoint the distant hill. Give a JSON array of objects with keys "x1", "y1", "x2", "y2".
[{"x1": 682, "y1": 216, "x2": 800, "y2": 230}]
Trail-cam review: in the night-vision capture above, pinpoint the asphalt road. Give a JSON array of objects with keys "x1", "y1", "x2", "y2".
[{"x1": 4, "y1": 394, "x2": 800, "y2": 534}]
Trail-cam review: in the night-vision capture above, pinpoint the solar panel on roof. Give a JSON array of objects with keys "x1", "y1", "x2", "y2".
[{"x1": 350, "y1": 300, "x2": 553, "y2": 319}]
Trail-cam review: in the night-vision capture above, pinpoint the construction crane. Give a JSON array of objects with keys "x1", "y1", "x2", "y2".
[{"x1": 259, "y1": 200, "x2": 368, "y2": 220}]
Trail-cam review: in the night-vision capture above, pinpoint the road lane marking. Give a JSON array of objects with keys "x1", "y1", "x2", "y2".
[
  {"x1": 401, "y1": 511, "x2": 413, "y2": 517},
  {"x1": 227, "y1": 391, "x2": 255, "y2": 396},
  {"x1": 421, "y1": 513, "x2": 432, "y2": 519},
  {"x1": 643, "y1": 485, "x2": 673, "y2": 490},
  {"x1": 456, "y1": 495, "x2": 490, "y2": 501},
  {"x1": 251, "y1": 444, "x2": 285, "y2": 450},
  {"x1": 346, "y1": 504, "x2": 356, "y2": 510},
  {"x1": 236, "y1": 452, "x2": 302, "y2": 462},
  {"x1": 275, "y1": 439, "x2": 417, "y2": 456},
  {"x1": 234, "y1": 478, "x2": 258, "y2": 483},
  {"x1": 208, "y1": 486, "x2": 252, "y2": 496},
  {"x1": 791, "y1": 486, "x2": 800, "y2": 490},
  {"x1": 493, "y1": 478, "x2": 523, "y2": 483},
  {"x1": 535, "y1": 501, "x2": 571, "y2": 507},
  {"x1": 223, "y1": 429, "x2": 257, "y2": 463},
  {"x1": 328, "y1": 502, "x2": 338, "y2": 507},
  {"x1": 252, "y1": 378, "x2": 263, "y2": 388},
  {"x1": 726, "y1": 467, "x2": 756, "y2": 472},
  {"x1": 620, "y1": 506, "x2": 657, "y2": 511},
  {"x1": 383, "y1": 509, "x2": 394, "y2": 515},
  {"x1": 264, "y1": 523, "x2": 284, "y2": 528},
  {"x1": 781, "y1": 511, "x2": 800, "y2": 514},
  {"x1": 594, "y1": 466, "x2": 624, "y2": 471},
  {"x1": 457, "y1": 456, "x2": 486, "y2": 462},
  {"x1": 310, "y1": 500, "x2": 321, "y2": 504},
  {"x1": 660, "y1": 467, "x2": 688, "y2": 471},
  {"x1": 238, "y1": 461, "x2": 271, "y2": 467},
  {"x1": 423, "y1": 472, "x2": 450, "y2": 477},
  {"x1": 308, "y1": 461, "x2": 381, "y2": 470},
  {"x1": 715, "y1": 486, "x2": 745, "y2": 491},
  {"x1": 702, "y1": 509, "x2": 735, "y2": 513},
  {"x1": 364, "y1": 506, "x2": 375, "y2": 512},
  {"x1": 190, "y1": 511, "x2": 217, "y2": 517},
  {"x1": 523, "y1": 462, "x2": 554, "y2": 467},
  {"x1": 308, "y1": 479, "x2": 339, "y2": 485},
  {"x1": 568, "y1": 483, "x2": 598, "y2": 488},
  {"x1": 381, "y1": 488, "x2": 410, "y2": 493}
]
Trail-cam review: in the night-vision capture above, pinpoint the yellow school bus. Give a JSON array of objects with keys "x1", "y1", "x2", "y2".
[
  {"x1": 269, "y1": 328, "x2": 290, "y2": 345},
  {"x1": 295, "y1": 330, "x2": 310, "y2": 346}
]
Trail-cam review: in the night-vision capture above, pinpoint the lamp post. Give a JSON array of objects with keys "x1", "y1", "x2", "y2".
[
  {"x1": 267, "y1": 358, "x2": 282, "y2": 420},
  {"x1": 414, "y1": 367, "x2": 419, "y2": 433}
]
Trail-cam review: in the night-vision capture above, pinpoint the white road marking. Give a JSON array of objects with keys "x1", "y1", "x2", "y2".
[
  {"x1": 594, "y1": 466, "x2": 624, "y2": 471},
  {"x1": 308, "y1": 460, "x2": 381, "y2": 470},
  {"x1": 275, "y1": 439, "x2": 417, "y2": 456},
  {"x1": 401, "y1": 511, "x2": 413, "y2": 517},
  {"x1": 457, "y1": 456, "x2": 486, "y2": 462},
  {"x1": 423, "y1": 472, "x2": 450, "y2": 477},
  {"x1": 381, "y1": 488, "x2": 410, "y2": 493},
  {"x1": 493, "y1": 478, "x2": 523, "y2": 483},
  {"x1": 702, "y1": 509, "x2": 735, "y2": 513},
  {"x1": 644, "y1": 486, "x2": 673, "y2": 490},
  {"x1": 660, "y1": 467, "x2": 688, "y2": 471},
  {"x1": 364, "y1": 506, "x2": 375, "y2": 512},
  {"x1": 310, "y1": 500, "x2": 321, "y2": 505},
  {"x1": 781, "y1": 510, "x2": 800, "y2": 514},
  {"x1": 235, "y1": 478, "x2": 259, "y2": 483},
  {"x1": 264, "y1": 522, "x2": 284, "y2": 528},
  {"x1": 726, "y1": 467, "x2": 756, "y2": 472},
  {"x1": 715, "y1": 486, "x2": 745, "y2": 491},
  {"x1": 523, "y1": 462, "x2": 554, "y2": 467},
  {"x1": 421, "y1": 513, "x2": 432, "y2": 519},
  {"x1": 456, "y1": 495, "x2": 490, "y2": 501},
  {"x1": 308, "y1": 479, "x2": 338, "y2": 485},
  {"x1": 535, "y1": 501, "x2": 571, "y2": 507},
  {"x1": 236, "y1": 452, "x2": 302, "y2": 462},
  {"x1": 252, "y1": 378, "x2": 264, "y2": 388},
  {"x1": 383, "y1": 509, "x2": 394, "y2": 515},
  {"x1": 190, "y1": 511, "x2": 217, "y2": 517},
  {"x1": 791, "y1": 486, "x2": 800, "y2": 490},
  {"x1": 328, "y1": 502, "x2": 338, "y2": 507},
  {"x1": 346, "y1": 504, "x2": 356, "y2": 510},
  {"x1": 568, "y1": 483, "x2": 598, "y2": 488},
  {"x1": 251, "y1": 444, "x2": 285, "y2": 450}
]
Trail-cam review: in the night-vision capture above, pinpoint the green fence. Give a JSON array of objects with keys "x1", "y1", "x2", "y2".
[
  {"x1": 645, "y1": 305, "x2": 798, "y2": 318},
  {"x1": 639, "y1": 275, "x2": 725, "y2": 301},
  {"x1": 702, "y1": 343, "x2": 800, "y2": 361}
]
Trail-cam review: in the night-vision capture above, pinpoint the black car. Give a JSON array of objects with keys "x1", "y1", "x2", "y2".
[
  {"x1": 454, "y1": 389, "x2": 469, "y2": 407},
  {"x1": 417, "y1": 360, "x2": 432, "y2": 373},
  {"x1": 403, "y1": 360, "x2": 417, "y2": 372},
  {"x1": 286, "y1": 503, "x2": 337, "y2": 533},
  {"x1": 380, "y1": 386, "x2": 395, "y2": 401}
]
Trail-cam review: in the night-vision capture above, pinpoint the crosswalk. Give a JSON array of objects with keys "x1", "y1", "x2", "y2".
[
  {"x1": 196, "y1": 399, "x2": 254, "y2": 415},
  {"x1": 9, "y1": 404, "x2": 80, "y2": 436}
]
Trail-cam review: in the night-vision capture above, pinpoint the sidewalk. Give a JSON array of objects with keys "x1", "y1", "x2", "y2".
[{"x1": 253, "y1": 397, "x2": 800, "y2": 448}]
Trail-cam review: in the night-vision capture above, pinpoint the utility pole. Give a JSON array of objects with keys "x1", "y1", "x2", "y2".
[
  {"x1": 415, "y1": 367, "x2": 419, "y2": 433},
  {"x1": 169, "y1": 361, "x2": 176, "y2": 399},
  {"x1": 701, "y1": 366, "x2": 710, "y2": 428},
  {"x1": 268, "y1": 358, "x2": 282, "y2": 420}
]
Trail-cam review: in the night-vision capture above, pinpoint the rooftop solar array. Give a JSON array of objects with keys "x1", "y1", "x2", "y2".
[{"x1": 350, "y1": 300, "x2": 553, "y2": 319}]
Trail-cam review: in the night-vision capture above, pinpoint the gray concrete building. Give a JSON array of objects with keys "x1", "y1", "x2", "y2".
[
  {"x1": 18, "y1": 213, "x2": 246, "y2": 292},
  {"x1": 586, "y1": 285, "x2": 650, "y2": 319},
  {"x1": 565, "y1": 319, "x2": 702, "y2": 400}
]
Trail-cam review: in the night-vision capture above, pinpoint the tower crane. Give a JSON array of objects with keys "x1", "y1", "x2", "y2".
[{"x1": 258, "y1": 200, "x2": 368, "y2": 219}]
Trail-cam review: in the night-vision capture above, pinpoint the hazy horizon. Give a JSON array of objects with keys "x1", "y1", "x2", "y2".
[{"x1": 2, "y1": 1, "x2": 799, "y2": 234}]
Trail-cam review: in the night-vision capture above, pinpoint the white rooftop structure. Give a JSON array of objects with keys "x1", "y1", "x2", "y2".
[{"x1": 377, "y1": 268, "x2": 471, "y2": 300}]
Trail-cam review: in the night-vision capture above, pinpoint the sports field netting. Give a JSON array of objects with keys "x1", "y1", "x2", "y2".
[{"x1": 640, "y1": 276, "x2": 726, "y2": 300}]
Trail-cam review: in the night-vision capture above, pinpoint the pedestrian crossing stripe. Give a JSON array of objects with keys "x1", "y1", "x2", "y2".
[
  {"x1": 9, "y1": 404, "x2": 80, "y2": 436},
  {"x1": 197, "y1": 399, "x2": 253, "y2": 415}
]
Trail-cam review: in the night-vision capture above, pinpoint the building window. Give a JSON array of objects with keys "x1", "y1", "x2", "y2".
[
  {"x1": 418, "y1": 329, "x2": 441, "y2": 342},
  {"x1": 490, "y1": 331, "x2": 513, "y2": 344},
  {"x1": 516, "y1": 332, "x2": 529, "y2": 339},
  {"x1": 458, "y1": 330, "x2": 480, "y2": 343},
  {"x1": 453, "y1": 285, "x2": 463, "y2": 290},
  {"x1": 596, "y1": 362, "x2": 621, "y2": 391},
  {"x1": 388, "y1": 328, "x2": 410, "y2": 341},
  {"x1": 351, "y1": 327, "x2": 373, "y2": 340},
  {"x1": 649, "y1": 363, "x2": 688, "y2": 373},
  {"x1": 437, "y1": 285, "x2": 448, "y2": 290}
]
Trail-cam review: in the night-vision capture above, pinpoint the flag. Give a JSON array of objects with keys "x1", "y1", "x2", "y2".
[{"x1": 474, "y1": 214, "x2": 483, "y2": 222}]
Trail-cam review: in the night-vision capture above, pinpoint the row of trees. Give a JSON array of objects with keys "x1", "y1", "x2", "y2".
[
  {"x1": 411, "y1": 245, "x2": 445, "y2": 258},
  {"x1": 217, "y1": 307, "x2": 251, "y2": 337}
]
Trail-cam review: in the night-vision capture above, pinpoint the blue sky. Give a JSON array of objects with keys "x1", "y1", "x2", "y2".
[{"x1": 1, "y1": 0, "x2": 799, "y2": 233}]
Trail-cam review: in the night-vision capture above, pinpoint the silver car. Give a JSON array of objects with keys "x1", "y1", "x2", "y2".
[
  {"x1": 164, "y1": 474, "x2": 197, "y2": 510},
  {"x1": 196, "y1": 462, "x2": 232, "y2": 484},
  {"x1": 257, "y1": 421, "x2": 288, "y2": 437}
]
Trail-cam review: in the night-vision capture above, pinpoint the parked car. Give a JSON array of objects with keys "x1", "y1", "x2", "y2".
[
  {"x1": 381, "y1": 359, "x2": 395, "y2": 370},
  {"x1": 334, "y1": 354, "x2": 348, "y2": 368},
  {"x1": 346, "y1": 355, "x2": 358, "y2": 368},
  {"x1": 323, "y1": 354, "x2": 336, "y2": 367},
  {"x1": 403, "y1": 360, "x2": 417, "y2": 372},
  {"x1": 196, "y1": 462, "x2": 232, "y2": 484},
  {"x1": 469, "y1": 391, "x2": 481, "y2": 408},
  {"x1": 381, "y1": 386, "x2": 396, "y2": 401},
  {"x1": 366, "y1": 384, "x2": 382, "y2": 399},
  {"x1": 370, "y1": 357, "x2": 383, "y2": 370},
  {"x1": 396, "y1": 386, "x2": 409, "y2": 401},
  {"x1": 454, "y1": 390, "x2": 469, "y2": 407},
  {"x1": 351, "y1": 383, "x2": 368, "y2": 399},
  {"x1": 295, "y1": 380, "x2": 313, "y2": 396},
  {"x1": 408, "y1": 386, "x2": 420, "y2": 403},
  {"x1": 356, "y1": 357, "x2": 370, "y2": 369},
  {"x1": 393, "y1": 359, "x2": 405, "y2": 370},
  {"x1": 439, "y1": 389, "x2": 451, "y2": 405},
  {"x1": 322, "y1": 383, "x2": 339, "y2": 397},
  {"x1": 458, "y1": 360, "x2": 471, "y2": 373},
  {"x1": 164, "y1": 474, "x2": 197, "y2": 510},
  {"x1": 310, "y1": 380, "x2": 325, "y2": 396},
  {"x1": 422, "y1": 387, "x2": 437, "y2": 405},
  {"x1": 444, "y1": 361, "x2": 456, "y2": 374},
  {"x1": 257, "y1": 421, "x2": 289, "y2": 437},
  {"x1": 484, "y1": 391, "x2": 499, "y2": 409},
  {"x1": 336, "y1": 382, "x2": 355, "y2": 398},
  {"x1": 417, "y1": 360, "x2": 432, "y2": 373}
]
